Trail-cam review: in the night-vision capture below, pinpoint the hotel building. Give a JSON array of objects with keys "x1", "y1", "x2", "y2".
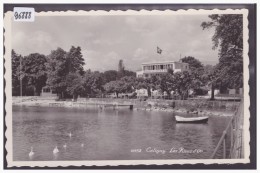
[{"x1": 136, "y1": 61, "x2": 189, "y2": 78}]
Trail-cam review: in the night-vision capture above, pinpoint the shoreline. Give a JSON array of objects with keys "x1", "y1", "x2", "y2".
[
  {"x1": 12, "y1": 98, "x2": 234, "y2": 117},
  {"x1": 134, "y1": 107, "x2": 233, "y2": 117}
]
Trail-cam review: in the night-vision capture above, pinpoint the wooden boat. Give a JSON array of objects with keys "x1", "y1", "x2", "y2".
[{"x1": 175, "y1": 115, "x2": 209, "y2": 124}]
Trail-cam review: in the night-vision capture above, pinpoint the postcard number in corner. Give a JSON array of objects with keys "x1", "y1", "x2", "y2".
[{"x1": 13, "y1": 7, "x2": 35, "y2": 22}]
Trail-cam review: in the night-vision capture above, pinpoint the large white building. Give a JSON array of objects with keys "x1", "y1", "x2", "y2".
[{"x1": 136, "y1": 61, "x2": 189, "y2": 78}]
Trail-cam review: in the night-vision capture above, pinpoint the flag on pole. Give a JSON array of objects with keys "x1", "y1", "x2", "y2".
[{"x1": 157, "y1": 46, "x2": 162, "y2": 54}]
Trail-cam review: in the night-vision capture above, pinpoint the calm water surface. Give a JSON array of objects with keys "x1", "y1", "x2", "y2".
[{"x1": 13, "y1": 106, "x2": 231, "y2": 161}]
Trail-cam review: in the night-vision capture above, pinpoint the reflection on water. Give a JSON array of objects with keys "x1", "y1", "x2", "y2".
[{"x1": 12, "y1": 106, "x2": 230, "y2": 161}]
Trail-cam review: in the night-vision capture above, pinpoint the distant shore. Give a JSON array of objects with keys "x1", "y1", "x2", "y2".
[{"x1": 12, "y1": 96, "x2": 235, "y2": 117}]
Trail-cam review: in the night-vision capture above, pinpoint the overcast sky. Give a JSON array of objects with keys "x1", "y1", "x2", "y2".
[{"x1": 12, "y1": 15, "x2": 218, "y2": 72}]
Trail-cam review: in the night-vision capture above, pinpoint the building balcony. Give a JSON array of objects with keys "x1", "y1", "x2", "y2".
[{"x1": 143, "y1": 69, "x2": 168, "y2": 73}]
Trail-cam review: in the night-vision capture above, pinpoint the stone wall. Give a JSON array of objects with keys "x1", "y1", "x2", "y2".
[{"x1": 81, "y1": 98, "x2": 240, "y2": 111}]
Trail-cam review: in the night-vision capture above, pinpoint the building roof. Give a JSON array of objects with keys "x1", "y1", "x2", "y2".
[{"x1": 141, "y1": 61, "x2": 188, "y2": 65}]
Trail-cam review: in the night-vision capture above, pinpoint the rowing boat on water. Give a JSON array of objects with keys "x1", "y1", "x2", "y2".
[{"x1": 175, "y1": 115, "x2": 209, "y2": 124}]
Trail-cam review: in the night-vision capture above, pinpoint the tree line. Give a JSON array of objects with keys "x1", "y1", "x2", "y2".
[
  {"x1": 11, "y1": 46, "x2": 212, "y2": 100},
  {"x1": 12, "y1": 14, "x2": 243, "y2": 100},
  {"x1": 12, "y1": 47, "x2": 136, "y2": 99}
]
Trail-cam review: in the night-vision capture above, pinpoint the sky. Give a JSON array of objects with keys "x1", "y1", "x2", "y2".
[{"x1": 12, "y1": 15, "x2": 219, "y2": 72}]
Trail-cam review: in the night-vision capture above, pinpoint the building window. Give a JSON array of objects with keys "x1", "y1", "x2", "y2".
[{"x1": 43, "y1": 88, "x2": 50, "y2": 92}]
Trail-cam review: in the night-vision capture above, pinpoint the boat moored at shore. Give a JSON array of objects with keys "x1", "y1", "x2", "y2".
[{"x1": 175, "y1": 115, "x2": 209, "y2": 124}]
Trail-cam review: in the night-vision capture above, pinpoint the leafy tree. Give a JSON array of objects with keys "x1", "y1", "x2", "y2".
[
  {"x1": 11, "y1": 50, "x2": 22, "y2": 96},
  {"x1": 156, "y1": 73, "x2": 175, "y2": 97},
  {"x1": 83, "y1": 70, "x2": 104, "y2": 97},
  {"x1": 135, "y1": 75, "x2": 158, "y2": 97},
  {"x1": 66, "y1": 46, "x2": 85, "y2": 75},
  {"x1": 167, "y1": 68, "x2": 173, "y2": 75},
  {"x1": 201, "y1": 14, "x2": 243, "y2": 99},
  {"x1": 120, "y1": 76, "x2": 136, "y2": 93},
  {"x1": 181, "y1": 56, "x2": 203, "y2": 72},
  {"x1": 173, "y1": 71, "x2": 193, "y2": 100},
  {"x1": 123, "y1": 70, "x2": 136, "y2": 78},
  {"x1": 46, "y1": 46, "x2": 85, "y2": 99},
  {"x1": 102, "y1": 70, "x2": 118, "y2": 83},
  {"x1": 181, "y1": 56, "x2": 204, "y2": 90},
  {"x1": 22, "y1": 53, "x2": 47, "y2": 96},
  {"x1": 66, "y1": 72, "x2": 84, "y2": 100},
  {"x1": 104, "y1": 80, "x2": 121, "y2": 98},
  {"x1": 46, "y1": 48, "x2": 67, "y2": 99},
  {"x1": 104, "y1": 76, "x2": 135, "y2": 98}
]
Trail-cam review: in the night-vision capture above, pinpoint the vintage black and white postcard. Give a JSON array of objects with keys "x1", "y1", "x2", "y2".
[{"x1": 3, "y1": 5, "x2": 255, "y2": 168}]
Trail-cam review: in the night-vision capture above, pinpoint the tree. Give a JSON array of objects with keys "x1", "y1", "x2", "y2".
[
  {"x1": 104, "y1": 80, "x2": 121, "y2": 98},
  {"x1": 181, "y1": 56, "x2": 204, "y2": 90},
  {"x1": 118, "y1": 59, "x2": 125, "y2": 72},
  {"x1": 173, "y1": 71, "x2": 193, "y2": 100},
  {"x1": 123, "y1": 70, "x2": 136, "y2": 78},
  {"x1": 102, "y1": 70, "x2": 118, "y2": 84},
  {"x1": 66, "y1": 72, "x2": 84, "y2": 100},
  {"x1": 181, "y1": 56, "x2": 203, "y2": 72},
  {"x1": 103, "y1": 76, "x2": 135, "y2": 98},
  {"x1": 135, "y1": 75, "x2": 158, "y2": 97},
  {"x1": 83, "y1": 70, "x2": 104, "y2": 97},
  {"x1": 167, "y1": 68, "x2": 173, "y2": 75},
  {"x1": 11, "y1": 50, "x2": 22, "y2": 96},
  {"x1": 66, "y1": 46, "x2": 85, "y2": 75},
  {"x1": 46, "y1": 46, "x2": 86, "y2": 99},
  {"x1": 117, "y1": 59, "x2": 125, "y2": 79},
  {"x1": 156, "y1": 73, "x2": 175, "y2": 98},
  {"x1": 46, "y1": 48, "x2": 67, "y2": 99},
  {"x1": 201, "y1": 14, "x2": 243, "y2": 97},
  {"x1": 120, "y1": 76, "x2": 136, "y2": 93},
  {"x1": 22, "y1": 53, "x2": 47, "y2": 96}
]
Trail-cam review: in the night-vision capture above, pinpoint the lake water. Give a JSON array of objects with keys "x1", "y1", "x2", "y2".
[{"x1": 12, "y1": 106, "x2": 231, "y2": 161}]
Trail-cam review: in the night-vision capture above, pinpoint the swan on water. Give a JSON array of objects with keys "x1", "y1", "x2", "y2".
[
  {"x1": 29, "y1": 147, "x2": 34, "y2": 157},
  {"x1": 53, "y1": 146, "x2": 59, "y2": 154},
  {"x1": 63, "y1": 143, "x2": 67, "y2": 149},
  {"x1": 69, "y1": 132, "x2": 72, "y2": 138}
]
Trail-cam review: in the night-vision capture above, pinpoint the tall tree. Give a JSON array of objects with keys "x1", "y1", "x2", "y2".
[
  {"x1": 117, "y1": 59, "x2": 125, "y2": 79},
  {"x1": 46, "y1": 48, "x2": 67, "y2": 99},
  {"x1": 83, "y1": 70, "x2": 104, "y2": 97},
  {"x1": 102, "y1": 70, "x2": 118, "y2": 84},
  {"x1": 157, "y1": 73, "x2": 175, "y2": 97},
  {"x1": 104, "y1": 80, "x2": 121, "y2": 98},
  {"x1": 135, "y1": 75, "x2": 158, "y2": 97},
  {"x1": 118, "y1": 59, "x2": 125, "y2": 72},
  {"x1": 181, "y1": 56, "x2": 204, "y2": 90},
  {"x1": 66, "y1": 46, "x2": 85, "y2": 75},
  {"x1": 120, "y1": 76, "x2": 136, "y2": 93},
  {"x1": 201, "y1": 14, "x2": 243, "y2": 98},
  {"x1": 66, "y1": 72, "x2": 84, "y2": 100},
  {"x1": 23, "y1": 53, "x2": 47, "y2": 96},
  {"x1": 173, "y1": 71, "x2": 193, "y2": 100},
  {"x1": 11, "y1": 50, "x2": 22, "y2": 96}
]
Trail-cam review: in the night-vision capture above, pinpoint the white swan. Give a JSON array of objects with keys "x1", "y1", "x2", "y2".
[
  {"x1": 53, "y1": 146, "x2": 59, "y2": 154},
  {"x1": 29, "y1": 147, "x2": 34, "y2": 157},
  {"x1": 69, "y1": 132, "x2": 72, "y2": 138},
  {"x1": 63, "y1": 143, "x2": 67, "y2": 149}
]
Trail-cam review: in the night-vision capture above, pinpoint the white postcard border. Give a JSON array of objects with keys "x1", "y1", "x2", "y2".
[{"x1": 4, "y1": 8, "x2": 250, "y2": 167}]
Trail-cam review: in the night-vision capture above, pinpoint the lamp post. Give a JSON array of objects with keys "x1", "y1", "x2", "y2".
[{"x1": 20, "y1": 56, "x2": 22, "y2": 98}]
